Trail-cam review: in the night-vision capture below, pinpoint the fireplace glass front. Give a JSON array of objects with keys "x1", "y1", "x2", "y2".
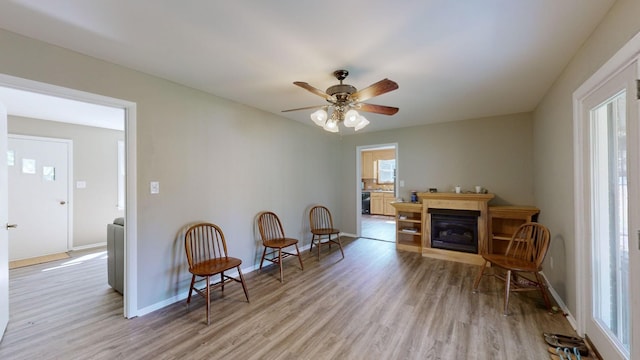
[{"x1": 429, "y1": 209, "x2": 480, "y2": 253}]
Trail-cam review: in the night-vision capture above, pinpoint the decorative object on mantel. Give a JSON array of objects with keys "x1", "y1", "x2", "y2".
[{"x1": 282, "y1": 69, "x2": 399, "y2": 132}]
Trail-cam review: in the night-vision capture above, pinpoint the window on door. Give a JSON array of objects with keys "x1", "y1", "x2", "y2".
[{"x1": 589, "y1": 91, "x2": 630, "y2": 350}]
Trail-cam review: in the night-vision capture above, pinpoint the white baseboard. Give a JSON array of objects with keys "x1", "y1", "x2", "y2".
[{"x1": 541, "y1": 271, "x2": 578, "y2": 331}]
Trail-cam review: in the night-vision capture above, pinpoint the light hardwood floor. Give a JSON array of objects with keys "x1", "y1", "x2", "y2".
[
  {"x1": 0, "y1": 237, "x2": 578, "y2": 360},
  {"x1": 361, "y1": 214, "x2": 395, "y2": 242}
]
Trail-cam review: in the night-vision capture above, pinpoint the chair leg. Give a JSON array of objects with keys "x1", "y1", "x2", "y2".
[
  {"x1": 295, "y1": 243, "x2": 304, "y2": 270},
  {"x1": 309, "y1": 234, "x2": 315, "y2": 253},
  {"x1": 336, "y1": 234, "x2": 345, "y2": 258},
  {"x1": 237, "y1": 266, "x2": 250, "y2": 302},
  {"x1": 259, "y1": 247, "x2": 267, "y2": 271},
  {"x1": 472, "y1": 260, "x2": 488, "y2": 291},
  {"x1": 278, "y1": 248, "x2": 284, "y2": 283},
  {"x1": 503, "y1": 270, "x2": 512, "y2": 316},
  {"x1": 187, "y1": 274, "x2": 196, "y2": 305},
  {"x1": 206, "y1": 275, "x2": 211, "y2": 325},
  {"x1": 534, "y1": 272, "x2": 553, "y2": 311},
  {"x1": 220, "y1": 272, "x2": 225, "y2": 293},
  {"x1": 317, "y1": 235, "x2": 321, "y2": 259}
]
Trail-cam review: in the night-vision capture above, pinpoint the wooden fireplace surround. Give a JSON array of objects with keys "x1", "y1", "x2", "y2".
[{"x1": 418, "y1": 192, "x2": 495, "y2": 265}]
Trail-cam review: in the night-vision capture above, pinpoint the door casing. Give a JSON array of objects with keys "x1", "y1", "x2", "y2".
[
  {"x1": 573, "y1": 31, "x2": 640, "y2": 360},
  {"x1": 0, "y1": 73, "x2": 139, "y2": 318}
]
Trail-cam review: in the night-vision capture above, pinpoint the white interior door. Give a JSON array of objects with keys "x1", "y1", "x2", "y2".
[
  {"x1": 0, "y1": 103, "x2": 9, "y2": 340},
  {"x1": 7, "y1": 135, "x2": 70, "y2": 261},
  {"x1": 581, "y1": 61, "x2": 640, "y2": 360}
]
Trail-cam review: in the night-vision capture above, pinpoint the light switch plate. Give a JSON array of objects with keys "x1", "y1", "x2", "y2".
[
  {"x1": 399, "y1": 180, "x2": 405, "y2": 187},
  {"x1": 150, "y1": 181, "x2": 160, "y2": 194}
]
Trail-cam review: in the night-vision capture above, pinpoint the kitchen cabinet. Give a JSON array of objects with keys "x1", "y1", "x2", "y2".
[
  {"x1": 488, "y1": 206, "x2": 539, "y2": 255},
  {"x1": 383, "y1": 193, "x2": 396, "y2": 216},
  {"x1": 362, "y1": 149, "x2": 394, "y2": 181},
  {"x1": 362, "y1": 152, "x2": 374, "y2": 179},
  {"x1": 373, "y1": 149, "x2": 395, "y2": 162},
  {"x1": 370, "y1": 192, "x2": 384, "y2": 214},
  {"x1": 370, "y1": 192, "x2": 395, "y2": 215}
]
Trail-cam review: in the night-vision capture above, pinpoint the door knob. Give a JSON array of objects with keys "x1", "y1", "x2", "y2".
[
  {"x1": 5, "y1": 223, "x2": 17, "y2": 230},
  {"x1": 60, "y1": 201, "x2": 66, "y2": 205}
]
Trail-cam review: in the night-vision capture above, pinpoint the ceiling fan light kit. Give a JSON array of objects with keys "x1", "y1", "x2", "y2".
[
  {"x1": 322, "y1": 118, "x2": 339, "y2": 132},
  {"x1": 354, "y1": 116, "x2": 369, "y2": 131},
  {"x1": 283, "y1": 70, "x2": 399, "y2": 133},
  {"x1": 310, "y1": 109, "x2": 328, "y2": 126}
]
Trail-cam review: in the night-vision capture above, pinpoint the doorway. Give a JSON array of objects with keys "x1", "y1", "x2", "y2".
[
  {"x1": 357, "y1": 143, "x2": 398, "y2": 242},
  {"x1": 575, "y1": 55, "x2": 640, "y2": 358},
  {"x1": 0, "y1": 74, "x2": 138, "y2": 328}
]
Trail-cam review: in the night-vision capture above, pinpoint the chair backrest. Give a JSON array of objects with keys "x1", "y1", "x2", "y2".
[
  {"x1": 309, "y1": 205, "x2": 334, "y2": 231},
  {"x1": 258, "y1": 211, "x2": 285, "y2": 242},
  {"x1": 185, "y1": 223, "x2": 229, "y2": 268},
  {"x1": 505, "y1": 222, "x2": 550, "y2": 268}
]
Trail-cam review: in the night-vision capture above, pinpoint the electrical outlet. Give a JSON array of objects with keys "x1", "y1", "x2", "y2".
[{"x1": 150, "y1": 181, "x2": 160, "y2": 194}]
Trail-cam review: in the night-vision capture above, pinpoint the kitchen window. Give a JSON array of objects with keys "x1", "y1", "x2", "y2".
[{"x1": 377, "y1": 159, "x2": 396, "y2": 184}]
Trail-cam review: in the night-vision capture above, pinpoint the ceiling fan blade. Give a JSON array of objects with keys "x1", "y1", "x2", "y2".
[
  {"x1": 293, "y1": 82, "x2": 335, "y2": 101},
  {"x1": 350, "y1": 79, "x2": 398, "y2": 103},
  {"x1": 281, "y1": 105, "x2": 326, "y2": 112},
  {"x1": 357, "y1": 103, "x2": 399, "y2": 115}
]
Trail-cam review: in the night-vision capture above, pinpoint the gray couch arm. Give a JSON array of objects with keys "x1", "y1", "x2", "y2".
[{"x1": 107, "y1": 217, "x2": 124, "y2": 294}]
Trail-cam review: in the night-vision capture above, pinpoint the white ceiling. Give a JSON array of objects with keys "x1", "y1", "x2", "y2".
[
  {"x1": 0, "y1": 86, "x2": 124, "y2": 131},
  {"x1": 0, "y1": 1, "x2": 616, "y2": 133}
]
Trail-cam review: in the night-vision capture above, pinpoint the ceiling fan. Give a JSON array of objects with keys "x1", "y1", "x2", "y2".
[{"x1": 282, "y1": 69, "x2": 399, "y2": 132}]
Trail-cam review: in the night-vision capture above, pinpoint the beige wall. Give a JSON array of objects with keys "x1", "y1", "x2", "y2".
[
  {"x1": 533, "y1": 0, "x2": 640, "y2": 315},
  {"x1": 0, "y1": 29, "x2": 342, "y2": 310},
  {"x1": 3, "y1": 0, "x2": 637, "y2": 316},
  {"x1": 8, "y1": 116, "x2": 124, "y2": 248},
  {"x1": 339, "y1": 112, "x2": 534, "y2": 234}
]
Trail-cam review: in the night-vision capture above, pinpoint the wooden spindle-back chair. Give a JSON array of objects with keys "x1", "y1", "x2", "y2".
[
  {"x1": 473, "y1": 222, "x2": 551, "y2": 315},
  {"x1": 257, "y1": 211, "x2": 304, "y2": 282},
  {"x1": 309, "y1": 205, "x2": 344, "y2": 259},
  {"x1": 185, "y1": 222, "x2": 249, "y2": 325}
]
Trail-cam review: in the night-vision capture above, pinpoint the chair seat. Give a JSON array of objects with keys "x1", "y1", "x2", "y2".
[
  {"x1": 263, "y1": 237, "x2": 298, "y2": 249},
  {"x1": 190, "y1": 257, "x2": 242, "y2": 276},
  {"x1": 311, "y1": 228, "x2": 339, "y2": 236},
  {"x1": 482, "y1": 254, "x2": 541, "y2": 273}
]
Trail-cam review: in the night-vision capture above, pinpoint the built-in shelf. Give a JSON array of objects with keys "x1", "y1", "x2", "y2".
[
  {"x1": 391, "y1": 202, "x2": 423, "y2": 253},
  {"x1": 391, "y1": 194, "x2": 541, "y2": 267},
  {"x1": 489, "y1": 206, "x2": 540, "y2": 255}
]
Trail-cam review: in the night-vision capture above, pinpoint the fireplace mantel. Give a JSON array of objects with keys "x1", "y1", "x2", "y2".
[{"x1": 417, "y1": 192, "x2": 495, "y2": 265}]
